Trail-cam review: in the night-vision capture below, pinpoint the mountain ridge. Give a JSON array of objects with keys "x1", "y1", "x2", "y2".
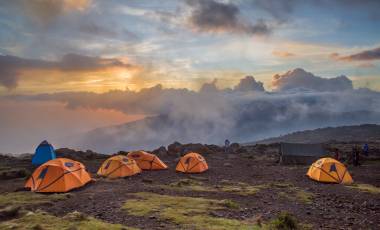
[{"x1": 251, "y1": 124, "x2": 380, "y2": 144}]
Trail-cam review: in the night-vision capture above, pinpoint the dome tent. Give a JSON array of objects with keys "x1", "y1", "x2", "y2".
[
  {"x1": 307, "y1": 158, "x2": 353, "y2": 184},
  {"x1": 176, "y1": 152, "x2": 208, "y2": 173},
  {"x1": 127, "y1": 151, "x2": 168, "y2": 170},
  {"x1": 32, "y1": 140, "x2": 56, "y2": 166},
  {"x1": 25, "y1": 158, "x2": 91, "y2": 193},
  {"x1": 97, "y1": 155, "x2": 141, "y2": 179}
]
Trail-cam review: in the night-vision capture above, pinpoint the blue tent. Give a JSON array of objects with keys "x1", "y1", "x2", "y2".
[{"x1": 32, "y1": 140, "x2": 56, "y2": 165}]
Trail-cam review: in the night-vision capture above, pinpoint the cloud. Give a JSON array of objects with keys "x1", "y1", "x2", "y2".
[
  {"x1": 186, "y1": 0, "x2": 270, "y2": 35},
  {"x1": 252, "y1": 0, "x2": 297, "y2": 22},
  {"x1": 11, "y1": 0, "x2": 91, "y2": 27},
  {"x1": 251, "y1": 0, "x2": 380, "y2": 22},
  {"x1": 234, "y1": 76, "x2": 265, "y2": 92},
  {"x1": 0, "y1": 54, "x2": 135, "y2": 89},
  {"x1": 272, "y1": 50, "x2": 295, "y2": 58},
  {"x1": 331, "y1": 47, "x2": 380, "y2": 62},
  {"x1": 78, "y1": 22, "x2": 118, "y2": 37},
  {"x1": 272, "y1": 68, "x2": 353, "y2": 92},
  {"x1": 8, "y1": 70, "x2": 380, "y2": 152}
]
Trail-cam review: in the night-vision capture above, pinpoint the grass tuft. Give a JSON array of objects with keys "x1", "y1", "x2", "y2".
[
  {"x1": 269, "y1": 212, "x2": 298, "y2": 230},
  {"x1": 222, "y1": 200, "x2": 240, "y2": 209}
]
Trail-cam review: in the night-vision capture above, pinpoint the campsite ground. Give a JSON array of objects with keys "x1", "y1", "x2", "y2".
[{"x1": 0, "y1": 143, "x2": 379, "y2": 229}]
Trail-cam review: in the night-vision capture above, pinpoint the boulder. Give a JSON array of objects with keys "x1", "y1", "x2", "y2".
[
  {"x1": 55, "y1": 148, "x2": 108, "y2": 161},
  {"x1": 181, "y1": 143, "x2": 214, "y2": 155},
  {"x1": 152, "y1": 146, "x2": 167, "y2": 156},
  {"x1": 167, "y1": 142, "x2": 183, "y2": 156}
]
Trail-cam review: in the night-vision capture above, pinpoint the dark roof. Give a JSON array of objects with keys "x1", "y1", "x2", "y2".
[{"x1": 280, "y1": 142, "x2": 326, "y2": 157}]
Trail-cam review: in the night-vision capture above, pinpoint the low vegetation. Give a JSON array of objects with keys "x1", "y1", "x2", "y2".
[
  {"x1": 270, "y1": 183, "x2": 314, "y2": 204},
  {"x1": 218, "y1": 180, "x2": 266, "y2": 196},
  {"x1": 0, "y1": 192, "x2": 69, "y2": 208},
  {"x1": 163, "y1": 178, "x2": 266, "y2": 196},
  {"x1": 122, "y1": 192, "x2": 260, "y2": 230},
  {"x1": 268, "y1": 212, "x2": 299, "y2": 230},
  {"x1": 0, "y1": 210, "x2": 134, "y2": 230}
]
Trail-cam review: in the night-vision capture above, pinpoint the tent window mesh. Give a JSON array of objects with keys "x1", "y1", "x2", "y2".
[
  {"x1": 39, "y1": 167, "x2": 48, "y2": 179},
  {"x1": 105, "y1": 161, "x2": 112, "y2": 169},
  {"x1": 64, "y1": 162, "x2": 74, "y2": 167}
]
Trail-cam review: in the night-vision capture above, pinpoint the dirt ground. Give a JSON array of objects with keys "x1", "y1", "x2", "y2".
[{"x1": 0, "y1": 146, "x2": 379, "y2": 229}]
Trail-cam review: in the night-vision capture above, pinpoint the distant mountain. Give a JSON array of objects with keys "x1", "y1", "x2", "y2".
[{"x1": 252, "y1": 124, "x2": 380, "y2": 144}]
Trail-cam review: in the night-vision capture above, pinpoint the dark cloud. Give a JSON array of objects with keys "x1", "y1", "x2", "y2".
[
  {"x1": 272, "y1": 68, "x2": 353, "y2": 92},
  {"x1": 234, "y1": 76, "x2": 265, "y2": 92},
  {"x1": 331, "y1": 47, "x2": 380, "y2": 62},
  {"x1": 0, "y1": 54, "x2": 134, "y2": 89},
  {"x1": 186, "y1": 0, "x2": 270, "y2": 35}
]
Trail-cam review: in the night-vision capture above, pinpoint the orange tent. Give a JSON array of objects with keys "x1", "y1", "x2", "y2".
[
  {"x1": 25, "y1": 158, "x2": 91, "y2": 193},
  {"x1": 176, "y1": 152, "x2": 208, "y2": 173},
  {"x1": 127, "y1": 151, "x2": 168, "y2": 170},
  {"x1": 97, "y1": 155, "x2": 141, "y2": 179},
  {"x1": 307, "y1": 158, "x2": 353, "y2": 184}
]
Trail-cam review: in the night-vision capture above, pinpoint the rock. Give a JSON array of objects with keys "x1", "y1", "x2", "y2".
[
  {"x1": 206, "y1": 144, "x2": 223, "y2": 153},
  {"x1": 0, "y1": 206, "x2": 20, "y2": 220},
  {"x1": 210, "y1": 211, "x2": 224, "y2": 217},
  {"x1": 223, "y1": 162, "x2": 232, "y2": 167},
  {"x1": 0, "y1": 168, "x2": 29, "y2": 180},
  {"x1": 168, "y1": 142, "x2": 217, "y2": 156},
  {"x1": 55, "y1": 148, "x2": 108, "y2": 161},
  {"x1": 142, "y1": 178, "x2": 153, "y2": 184},
  {"x1": 152, "y1": 146, "x2": 167, "y2": 156},
  {"x1": 181, "y1": 143, "x2": 214, "y2": 155},
  {"x1": 167, "y1": 142, "x2": 183, "y2": 155}
]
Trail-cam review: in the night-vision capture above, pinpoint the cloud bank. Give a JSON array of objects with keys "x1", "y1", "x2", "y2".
[{"x1": 7, "y1": 68, "x2": 380, "y2": 153}]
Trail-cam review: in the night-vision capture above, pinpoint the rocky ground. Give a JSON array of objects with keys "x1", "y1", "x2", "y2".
[{"x1": 0, "y1": 142, "x2": 379, "y2": 229}]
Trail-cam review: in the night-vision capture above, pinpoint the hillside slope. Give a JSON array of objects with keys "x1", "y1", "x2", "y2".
[{"x1": 253, "y1": 124, "x2": 380, "y2": 144}]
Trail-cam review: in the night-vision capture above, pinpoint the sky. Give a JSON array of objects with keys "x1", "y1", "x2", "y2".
[
  {"x1": 0, "y1": 0, "x2": 379, "y2": 94},
  {"x1": 0, "y1": 0, "x2": 380, "y2": 153}
]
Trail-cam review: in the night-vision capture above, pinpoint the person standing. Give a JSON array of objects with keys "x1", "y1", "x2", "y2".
[
  {"x1": 224, "y1": 139, "x2": 230, "y2": 153},
  {"x1": 363, "y1": 143, "x2": 369, "y2": 156}
]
